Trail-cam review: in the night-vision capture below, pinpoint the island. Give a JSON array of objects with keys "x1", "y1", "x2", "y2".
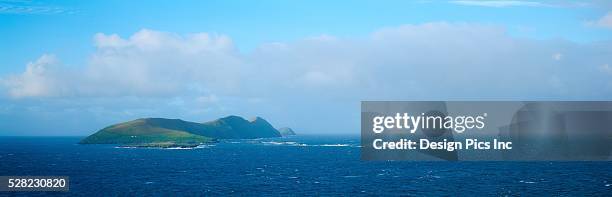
[
  {"x1": 80, "y1": 115, "x2": 295, "y2": 148},
  {"x1": 278, "y1": 127, "x2": 296, "y2": 136}
]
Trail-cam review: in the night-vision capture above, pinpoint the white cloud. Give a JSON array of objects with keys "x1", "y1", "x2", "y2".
[
  {"x1": 4, "y1": 29, "x2": 245, "y2": 98},
  {"x1": 2, "y1": 54, "x2": 62, "y2": 98},
  {"x1": 450, "y1": 1, "x2": 547, "y2": 8},
  {"x1": 2, "y1": 24, "x2": 612, "y2": 134},
  {"x1": 589, "y1": 12, "x2": 612, "y2": 29},
  {"x1": 4, "y1": 24, "x2": 612, "y2": 100}
]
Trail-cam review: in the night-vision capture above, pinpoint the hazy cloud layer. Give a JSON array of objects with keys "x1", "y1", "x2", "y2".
[{"x1": 1, "y1": 23, "x2": 612, "y2": 135}]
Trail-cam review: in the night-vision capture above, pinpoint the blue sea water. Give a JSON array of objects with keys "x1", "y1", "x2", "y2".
[{"x1": 0, "y1": 135, "x2": 611, "y2": 196}]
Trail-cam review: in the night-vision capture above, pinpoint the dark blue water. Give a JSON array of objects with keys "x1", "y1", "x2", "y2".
[{"x1": 0, "y1": 136, "x2": 611, "y2": 196}]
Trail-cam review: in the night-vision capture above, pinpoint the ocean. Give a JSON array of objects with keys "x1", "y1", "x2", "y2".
[{"x1": 0, "y1": 135, "x2": 610, "y2": 196}]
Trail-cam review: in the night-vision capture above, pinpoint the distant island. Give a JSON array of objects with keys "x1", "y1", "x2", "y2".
[
  {"x1": 278, "y1": 127, "x2": 296, "y2": 136},
  {"x1": 80, "y1": 116, "x2": 295, "y2": 148}
]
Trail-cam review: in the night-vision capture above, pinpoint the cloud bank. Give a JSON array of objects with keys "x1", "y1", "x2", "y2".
[{"x1": 1, "y1": 23, "x2": 611, "y2": 135}]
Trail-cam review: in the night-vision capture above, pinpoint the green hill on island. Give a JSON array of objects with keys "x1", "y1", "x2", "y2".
[{"x1": 80, "y1": 116, "x2": 292, "y2": 148}]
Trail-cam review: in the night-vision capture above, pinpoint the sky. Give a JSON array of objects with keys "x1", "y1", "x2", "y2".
[{"x1": 1, "y1": 0, "x2": 611, "y2": 136}]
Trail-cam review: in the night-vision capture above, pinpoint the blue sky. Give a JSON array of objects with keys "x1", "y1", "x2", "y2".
[
  {"x1": 1, "y1": 0, "x2": 611, "y2": 135},
  {"x1": 2, "y1": 0, "x2": 611, "y2": 72}
]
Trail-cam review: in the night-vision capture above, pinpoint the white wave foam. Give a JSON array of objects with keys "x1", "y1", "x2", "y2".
[
  {"x1": 343, "y1": 175, "x2": 360, "y2": 178},
  {"x1": 260, "y1": 141, "x2": 357, "y2": 147},
  {"x1": 306, "y1": 143, "x2": 356, "y2": 147},
  {"x1": 261, "y1": 141, "x2": 308, "y2": 146},
  {"x1": 114, "y1": 146, "x2": 137, "y2": 149},
  {"x1": 164, "y1": 147, "x2": 194, "y2": 150},
  {"x1": 195, "y1": 144, "x2": 215, "y2": 148}
]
